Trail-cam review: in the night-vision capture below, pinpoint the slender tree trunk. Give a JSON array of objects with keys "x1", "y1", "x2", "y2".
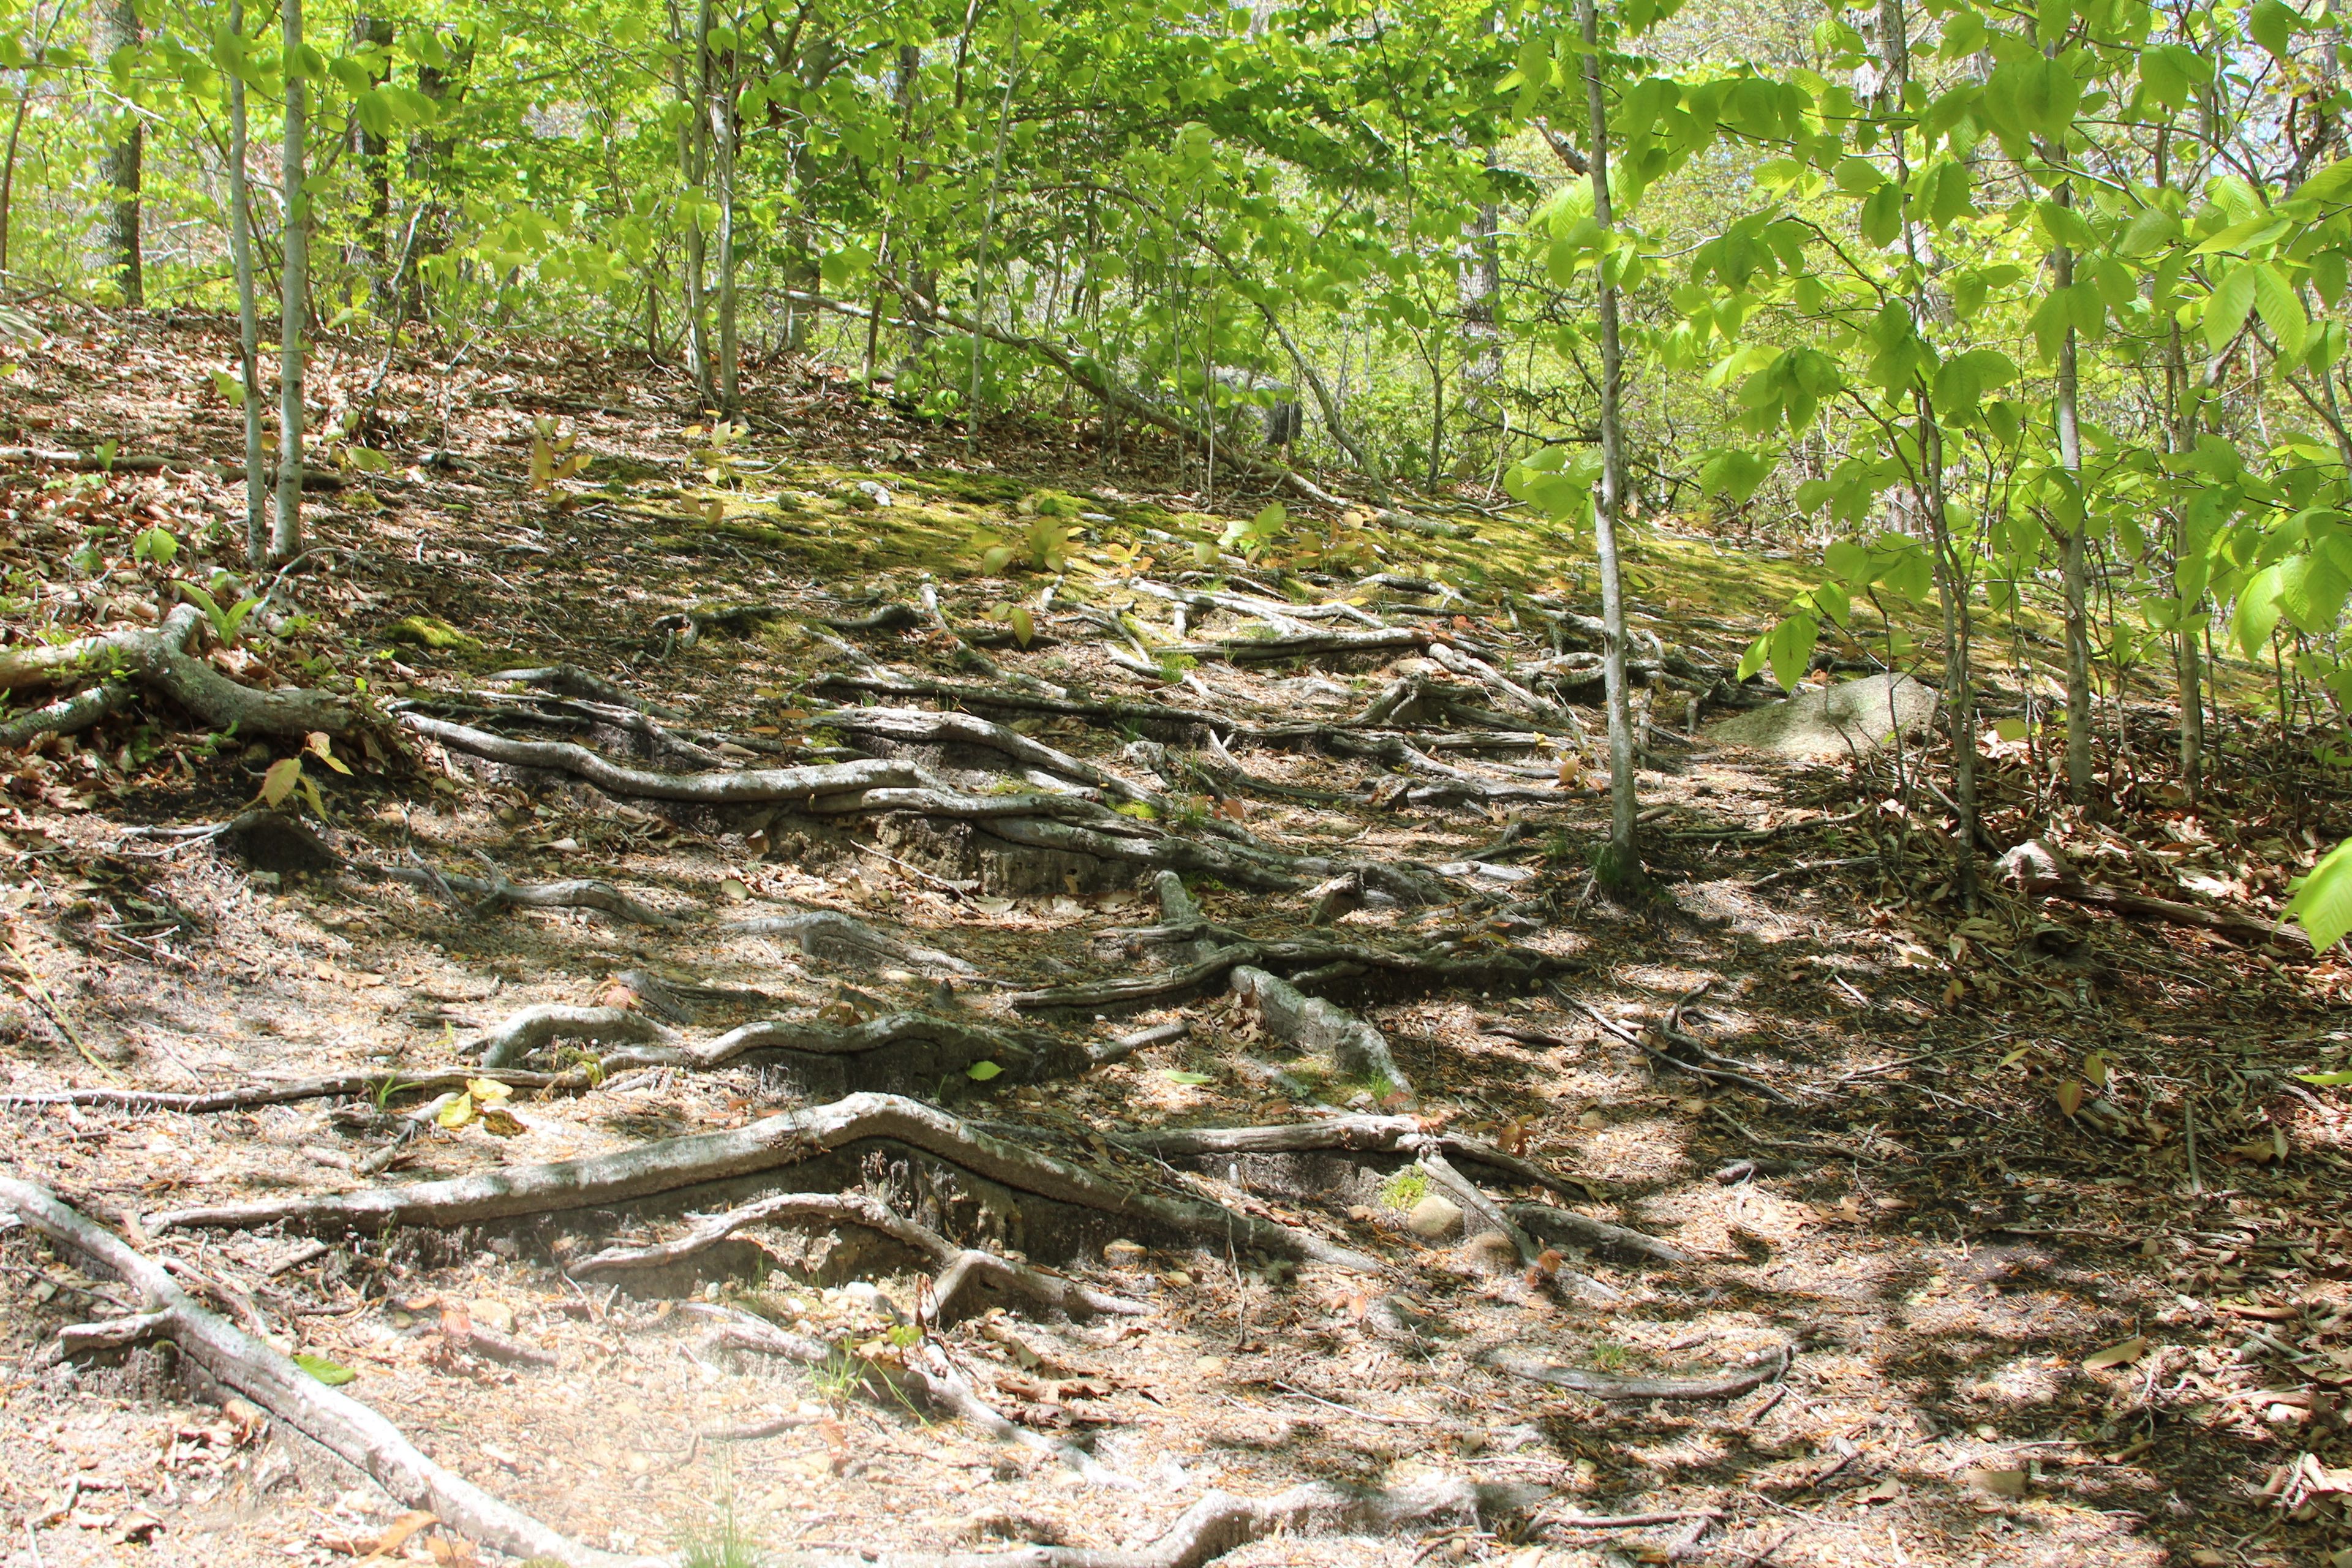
[
  {"x1": 671, "y1": 0, "x2": 714, "y2": 407},
  {"x1": 228, "y1": 0, "x2": 266, "y2": 567},
  {"x1": 0, "y1": 83, "x2": 32, "y2": 279},
  {"x1": 273, "y1": 0, "x2": 306, "y2": 562},
  {"x1": 2166, "y1": 320, "x2": 2206, "y2": 804},
  {"x1": 91, "y1": 0, "x2": 141, "y2": 305},
  {"x1": 1578, "y1": 0, "x2": 1638, "y2": 872},
  {"x1": 965, "y1": 17, "x2": 1020, "y2": 458},
  {"x1": 401, "y1": 37, "x2": 471, "y2": 321},
  {"x1": 2052, "y1": 175, "x2": 2092, "y2": 806},
  {"x1": 714, "y1": 12, "x2": 740, "y2": 413}
]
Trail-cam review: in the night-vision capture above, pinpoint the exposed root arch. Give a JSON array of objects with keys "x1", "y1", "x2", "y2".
[
  {"x1": 147, "y1": 1091, "x2": 1381, "y2": 1271},
  {"x1": 0, "y1": 604, "x2": 351, "y2": 742}
]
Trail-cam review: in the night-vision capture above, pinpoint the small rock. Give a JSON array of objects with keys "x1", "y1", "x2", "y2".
[
  {"x1": 1102, "y1": 1239, "x2": 1146, "y2": 1267},
  {"x1": 1346, "y1": 1205, "x2": 1378, "y2": 1224},
  {"x1": 1407, "y1": 1194, "x2": 1464, "y2": 1242}
]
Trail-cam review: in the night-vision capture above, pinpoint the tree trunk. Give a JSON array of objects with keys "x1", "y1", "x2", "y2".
[
  {"x1": 677, "y1": 0, "x2": 715, "y2": 408},
  {"x1": 351, "y1": 15, "x2": 394, "y2": 316},
  {"x1": 227, "y1": 0, "x2": 267, "y2": 567},
  {"x1": 714, "y1": 13, "x2": 740, "y2": 413},
  {"x1": 1578, "y1": 0, "x2": 1638, "y2": 873},
  {"x1": 91, "y1": 0, "x2": 141, "y2": 306},
  {"x1": 2052, "y1": 174, "x2": 2091, "y2": 807},
  {"x1": 401, "y1": 36, "x2": 473, "y2": 321},
  {"x1": 2166, "y1": 320, "x2": 2205, "y2": 804},
  {"x1": 965, "y1": 17, "x2": 1020, "y2": 459},
  {"x1": 273, "y1": 0, "x2": 306, "y2": 562}
]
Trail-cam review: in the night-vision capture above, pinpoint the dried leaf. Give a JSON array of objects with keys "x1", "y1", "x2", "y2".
[
  {"x1": 477, "y1": 1107, "x2": 525, "y2": 1137},
  {"x1": 2083, "y1": 1335, "x2": 2148, "y2": 1370},
  {"x1": 260, "y1": 756, "x2": 301, "y2": 808}
]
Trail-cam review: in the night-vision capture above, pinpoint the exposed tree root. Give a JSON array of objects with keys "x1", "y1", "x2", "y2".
[
  {"x1": 1483, "y1": 1342, "x2": 1792, "y2": 1401},
  {"x1": 848, "y1": 1476, "x2": 1545, "y2": 1568},
  {"x1": 1012, "y1": 932, "x2": 1570, "y2": 1014},
  {"x1": 148, "y1": 1091, "x2": 1381, "y2": 1270},
  {"x1": 1507, "y1": 1203, "x2": 1691, "y2": 1265},
  {"x1": 568, "y1": 1190, "x2": 1145, "y2": 1321},
  {"x1": 1229, "y1": 965, "x2": 1408, "y2": 1097},
  {"x1": 0, "y1": 680, "x2": 136, "y2": 747},
  {"x1": 401, "y1": 712, "x2": 923, "y2": 801},
  {"x1": 728, "y1": 909, "x2": 979, "y2": 975},
  {"x1": 487, "y1": 663, "x2": 682, "y2": 717},
  {"x1": 0, "y1": 1178, "x2": 636, "y2": 1568},
  {"x1": 470, "y1": 1003, "x2": 670, "y2": 1069},
  {"x1": 1117, "y1": 1114, "x2": 1577, "y2": 1198},
  {"x1": 0, "y1": 604, "x2": 350, "y2": 739},
  {"x1": 363, "y1": 862, "x2": 682, "y2": 928}
]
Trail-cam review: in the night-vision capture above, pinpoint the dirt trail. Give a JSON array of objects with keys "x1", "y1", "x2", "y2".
[{"x1": 0, "y1": 308, "x2": 2346, "y2": 1568}]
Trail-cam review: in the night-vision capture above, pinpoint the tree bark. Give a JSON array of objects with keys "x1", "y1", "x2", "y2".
[
  {"x1": 91, "y1": 0, "x2": 141, "y2": 305},
  {"x1": 1578, "y1": 0, "x2": 1639, "y2": 873},
  {"x1": 351, "y1": 15, "x2": 394, "y2": 315},
  {"x1": 713, "y1": 11, "x2": 741, "y2": 413},
  {"x1": 273, "y1": 0, "x2": 306, "y2": 562},
  {"x1": 227, "y1": 0, "x2": 267, "y2": 567}
]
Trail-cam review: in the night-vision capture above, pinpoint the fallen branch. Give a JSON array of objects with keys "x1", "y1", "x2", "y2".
[
  {"x1": 471, "y1": 1003, "x2": 668, "y2": 1069},
  {"x1": 1483, "y1": 1343, "x2": 1791, "y2": 1401},
  {"x1": 728, "y1": 909, "x2": 979, "y2": 975},
  {"x1": 361, "y1": 864, "x2": 682, "y2": 929},
  {"x1": 0, "y1": 1178, "x2": 634, "y2": 1568},
  {"x1": 1507, "y1": 1204, "x2": 1691, "y2": 1265},
  {"x1": 486, "y1": 663, "x2": 682, "y2": 718},
  {"x1": 1116, "y1": 1114, "x2": 1580, "y2": 1197},
  {"x1": 148, "y1": 1090, "x2": 1379, "y2": 1270},
  {"x1": 1230, "y1": 965, "x2": 1409, "y2": 1097},
  {"x1": 1013, "y1": 933, "x2": 1567, "y2": 1014}
]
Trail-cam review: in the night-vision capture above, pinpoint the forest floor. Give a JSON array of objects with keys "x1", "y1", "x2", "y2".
[{"x1": 0, "y1": 307, "x2": 2348, "y2": 1568}]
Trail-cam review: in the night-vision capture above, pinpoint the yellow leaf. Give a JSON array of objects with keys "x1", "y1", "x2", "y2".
[
  {"x1": 437, "y1": 1093, "x2": 476, "y2": 1128},
  {"x1": 2055, "y1": 1079, "x2": 2084, "y2": 1117},
  {"x1": 260, "y1": 756, "x2": 301, "y2": 807},
  {"x1": 2083, "y1": 1052, "x2": 2109, "y2": 1088},
  {"x1": 465, "y1": 1078, "x2": 513, "y2": 1103}
]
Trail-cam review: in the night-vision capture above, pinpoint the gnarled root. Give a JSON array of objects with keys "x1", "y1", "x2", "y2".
[
  {"x1": 570, "y1": 1189, "x2": 1144, "y2": 1322},
  {"x1": 147, "y1": 1091, "x2": 1379, "y2": 1271},
  {"x1": 0, "y1": 605, "x2": 350, "y2": 741},
  {"x1": 0, "y1": 1178, "x2": 636, "y2": 1568},
  {"x1": 855, "y1": 1476, "x2": 1545, "y2": 1568}
]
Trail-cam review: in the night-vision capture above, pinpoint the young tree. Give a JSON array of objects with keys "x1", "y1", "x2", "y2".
[{"x1": 224, "y1": 0, "x2": 266, "y2": 566}]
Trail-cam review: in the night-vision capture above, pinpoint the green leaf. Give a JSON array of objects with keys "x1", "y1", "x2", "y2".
[
  {"x1": 1700, "y1": 448, "x2": 1770, "y2": 501},
  {"x1": 2205, "y1": 266, "x2": 2260, "y2": 353},
  {"x1": 294, "y1": 1352, "x2": 356, "y2": 1386},
  {"x1": 965, "y1": 1060, "x2": 1003, "y2": 1080},
  {"x1": 1162, "y1": 1069, "x2": 1214, "y2": 1085},
  {"x1": 2250, "y1": 0, "x2": 2298, "y2": 58},
  {"x1": 2293, "y1": 1069, "x2": 2352, "y2": 1085},
  {"x1": 2286, "y1": 837, "x2": 2352, "y2": 951},
  {"x1": 2252, "y1": 263, "x2": 2307, "y2": 355}
]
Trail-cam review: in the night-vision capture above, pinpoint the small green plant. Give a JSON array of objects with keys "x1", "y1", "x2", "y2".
[
  {"x1": 1019, "y1": 488, "x2": 1085, "y2": 519},
  {"x1": 884, "y1": 1322, "x2": 922, "y2": 1348},
  {"x1": 1590, "y1": 1340, "x2": 1629, "y2": 1372},
  {"x1": 132, "y1": 524, "x2": 178, "y2": 567},
  {"x1": 1217, "y1": 502, "x2": 1289, "y2": 564},
  {"x1": 810, "y1": 1345, "x2": 867, "y2": 1403},
  {"x1": 1378, "y1": 1167, "x2": 1430, "y2": 1212},
  {"x1": 984, "y1": 600, "x2": 1036, "y2": 646},
  {"x1": 367, "y1": 1074, "x2": 417, "y2": 1112},
  {"x1": 257, "y1": 731, "x2": 352, "y2": 816},
  {"x1": 981, "y1": 513, "x2": 1073, "y2": 574},
  {"x1": 175, "y1": 581, "x2": 264, "y2": 646},
  {"x1": 684, "y1": 418, "x2": 746, "y2": 488},
  {"x1": 679, "y1": 1502, "x2": 769, "y2": 1568}
]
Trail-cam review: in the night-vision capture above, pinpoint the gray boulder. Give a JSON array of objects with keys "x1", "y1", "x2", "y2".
[{"x1": 1706, "y1": 673, "x2": 1939, "y2": 761}]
